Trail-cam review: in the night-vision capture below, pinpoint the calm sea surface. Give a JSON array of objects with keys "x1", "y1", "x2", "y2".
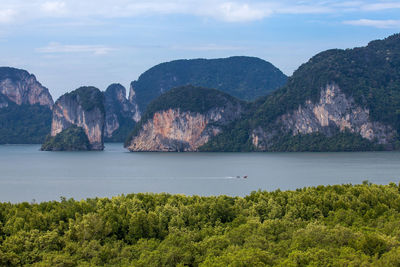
[{"x1": 1, "y1": 143, "x2": 400, "y2": 203}]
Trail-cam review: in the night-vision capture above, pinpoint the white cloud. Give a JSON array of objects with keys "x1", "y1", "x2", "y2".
[
  {"x1": 37, "y1": 42, "x2": 115, "y2": 55},
  {"x1": 343, "y1": 19, "x2": 400, "y2": 29},
  {"x1": 217, "y1": 2, "x2": 270, "y2": 22},
  {"x1": 0, "y1": 9, "x2": 17, "y2": 23},
  {"x1": 362, "y1": 2, "x2": 400, "y2": 11},
  {"x1": 41, "y1": 1, "x2": 66, "y2": 14},
  {"x1": 0, "y1": 0, "x2": 399, "y2": 24}
]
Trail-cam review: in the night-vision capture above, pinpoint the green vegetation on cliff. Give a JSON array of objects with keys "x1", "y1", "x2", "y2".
[
  {"x1": 2, "y1": 183, "x2": 400, "y2": 266},
  {"x1": 253, "y1": 33, "x2": 400, "y2": 130},
  {"x1": 203, "y1": 34, "x2": 400, "y2": 151},
  {"x1": 131, "y1": 56, "x2": 287, "y2": 111},
  {"x1": 0, "y1": 102, "x2": 52, "y2": 144},
  {"x1": 41, "y1": 125, "x2": 91, "y2": 151},
  {"x1": 64, "y1": 86, "x2": 105, "y2": 114}
]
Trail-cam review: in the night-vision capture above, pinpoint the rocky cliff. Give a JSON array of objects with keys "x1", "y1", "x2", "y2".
[
  {"x1": 125, "y1": 86, "x2": 243, "y2": 152},
  {"x1": 104, "y1": 83, "x2": 140, "y2": 141},
  {"x1": 128, "y1": 84, "x2": 141, "y2": 122},
  {"x1": 0, "y1": 67, "x2": 53, "y2": 108},
  {"x1": 251, "y1": 84, "x2": 397, "y2": 150},
  {"x1": 48, "y1": 86, "x2": 105, "y2": 150},
  {"x1": 203, "y1": 34, "x2": 400, "y2": 151}
]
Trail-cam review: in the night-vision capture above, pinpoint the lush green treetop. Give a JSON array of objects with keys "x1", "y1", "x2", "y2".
[{"x1": 2, "y1": 183, "x2": 400, "y2": 266}]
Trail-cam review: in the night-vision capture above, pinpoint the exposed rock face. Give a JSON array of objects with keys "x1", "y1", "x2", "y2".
[
  {"x1": 50, "y1": 87, "x2": 105, "y2": 150},
  {"x1": 128, "y1": 106, "x2": 241, "y2": 151},
  {"x1": 104, "y1": 84, "x2": 140, "y2": 139},
  {"x1": 0, "y1": 93, "x2": 8, "y2": 108},
  {"x1": 128, "y1": 85, "x2": 141, "y2": 122},
  {"x1": 127, "y1": 104, "x2": 242, "y2": 152},
  {"x1": 252, "y1": 84, "x2": 396, "y2": 150},
  {"x1": 0, "y1": 67, "x2": 53, "y2": 108}
]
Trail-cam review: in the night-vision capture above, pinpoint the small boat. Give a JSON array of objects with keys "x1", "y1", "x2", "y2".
[
  {"x1": 243, "y1": 176, "x2": 248, "y2": 179},
  {"x1": 236, "y1": 176, "x2": 240, "y2": 178}
]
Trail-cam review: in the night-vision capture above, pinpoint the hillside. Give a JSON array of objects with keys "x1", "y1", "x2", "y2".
[
  {"x1": 0, "y1": 68, "x2": 53, "y2": 144},
  {"x1": 202, "y1": 33, "x2": 400, "y2": 152},
  {"x1": 2, "y1": 183, "x2": 400, "y2": 266},
  {"x1": 0, "y1": 101, "x2": 52, "y2": 144},
  {"x1": 130, "y1": 56, "x2": 287, "y2": 111},
  {"x1": 125, "y1": 85, "x2": 244, "y2": 151}
]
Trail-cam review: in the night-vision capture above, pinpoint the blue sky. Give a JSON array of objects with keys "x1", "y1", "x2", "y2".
[{"x1": 0, "y1": 0, "x2": 399, "y2": 99}]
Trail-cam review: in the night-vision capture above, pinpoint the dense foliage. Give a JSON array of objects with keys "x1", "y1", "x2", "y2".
[
  {"x1": 131, "y1": 56, "x2": 287, "y2": 111},
  {"x1": 63, "y1": 86, "x2": 105, "y2": 114},
  {"x1": 41, "y1": 125, "x2": 91, "y2": 151},
  {"x1": 204, "y1": 34, "x2": 400, "y2": 151},
  {"x1": 266, "y1": 131, "x2": 384, "y2": 152},
  {"x1": 2, "y1": 183, "x2": 400, "y2": 266},
  {"x1": 0, "y1": 102, "x2": 52, "y2": 144},
  {"x1": 199, "y1": 119, "x2": 255, "y2": 152},
  {"x1": 125, "y1": 85, "x2": 244, "y2": 146},
  {"x1": 201, "y1": 127, "x2": 385, "y2": 152}
]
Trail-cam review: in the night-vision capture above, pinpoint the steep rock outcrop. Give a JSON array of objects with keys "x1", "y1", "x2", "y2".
[
  {"x1": 104, "y1": 83, "x2": 140, "y2": 141},
  {"x1": 126, "y1": 86, "x2": 243, "y2": 152},
  {"x1": 0, "y1": 67, "x2": 53, "y2": 108},
  {"x1": 128, "y1": 84, "x2": 141, "y2": 122},
  {"x1": 49, "y1": 86, "x2": 105, "y2": 150},
  {"x1": 252, "y1": 84, "x2": 396, "y2": 150}
]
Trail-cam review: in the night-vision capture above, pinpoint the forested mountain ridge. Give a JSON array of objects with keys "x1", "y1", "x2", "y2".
[
  {"x1": 202, "y1": 33, "x2": 400, "y2": 151},
  {"x1": 2, "y1": 183, "x2": 400, "y2": 265},
  {"x1": 125, "y1": 85, "x2": 245, "y2": 151},
  {"x1": 129, "y1": 56, "x2": 287, "y2": 112}
]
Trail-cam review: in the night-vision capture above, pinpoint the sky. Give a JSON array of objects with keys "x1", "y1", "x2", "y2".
[{"x1": 0, "y1": 0, "x2": 399, "y2": 99}]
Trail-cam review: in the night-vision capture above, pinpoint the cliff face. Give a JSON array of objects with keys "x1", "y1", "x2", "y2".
[
  {"x1": 252, "y1": 84, "x2": 396, "y2": 150},
  {"x1": 50, "y1": 87, "x2": 105, "y2": 150},
  {"x1": 0, "y1": 67, "x2": 53, "y2": 108},
  {"x1": 126, "y1": 86, "x2": 243, "y2": 152},
  {"x1": 127, "y1": 106, "x2": 241, "y2": 151},
  {"x1": 104, "y1": 84, "x2": 140, "y2": 140},
  {"x1": 128, "y1": 84, "x2": 141, "y2": 122}
]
